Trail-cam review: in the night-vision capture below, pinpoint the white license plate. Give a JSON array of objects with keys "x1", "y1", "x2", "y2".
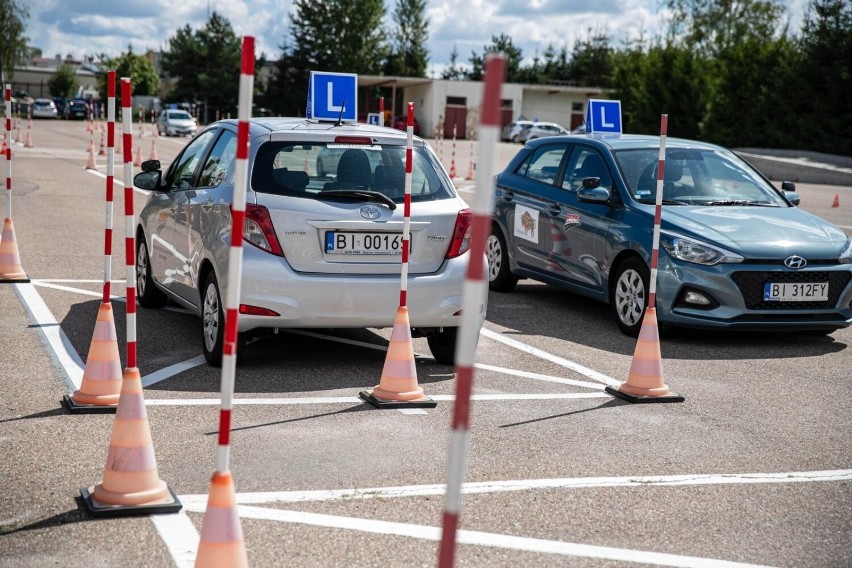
[
  {"x1": 325, "y1": 231, "x2": 406, "y2": 255},
  {"x1": 763, "y1": 281, "x2": 829, "y2": 302}
]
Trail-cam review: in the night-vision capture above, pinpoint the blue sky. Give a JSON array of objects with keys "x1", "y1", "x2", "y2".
[{"x1": 25, "y1": 0, "x2": 809, "y2": 74}]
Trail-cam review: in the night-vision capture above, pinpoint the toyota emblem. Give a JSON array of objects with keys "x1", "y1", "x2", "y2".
[
  {"x1": 360, "y1": 205, "x2": 381, "y2": 219},
  {"x1": 784, "y1": 255, "x2": 807, "y2": 269}
]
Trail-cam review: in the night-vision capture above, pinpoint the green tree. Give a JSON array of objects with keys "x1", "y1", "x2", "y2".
[
  {"x1": 665, "y1": 0, "x2": 786, "y2": 56},
  {"x1": 441, "y1": 44, "x2": 466, "y2": 80},
  {"x1": 47, "y1": 62, "x2": 78, "y2": 99},
  {"x1": 161, "y1": 12, "x2": 243, "y2": 119},
  {"x1": 467, "y1": 33, "x2": 524, "y2": 82},
  {"x1": 97, "y1": 47, "x2": 160, "y2": 108},
  {"x1": 567, "y1": 29, "x2": 614, "y2": 88},
  {"x1": 0, "y1": 0, "x2": 29, "y2": 84},
  {"x1": 385, "y1": 0, "x2": 430, "y2": 77},
  {"x1": 291, "y1": 0, "x2": 387, "y2": 73},
  {"x1": 792, "y1": 0, "x2": 852, "y2": 154}
]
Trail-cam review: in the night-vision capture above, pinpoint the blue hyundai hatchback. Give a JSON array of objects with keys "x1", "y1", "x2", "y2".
[{"x1": 488, "y1": 134, "x2": 852, "y2": 336}]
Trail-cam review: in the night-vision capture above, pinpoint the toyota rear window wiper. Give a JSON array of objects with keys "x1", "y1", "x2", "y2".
[{"x1": 317, "y1": 189, "x2": 397, "y2": 210}]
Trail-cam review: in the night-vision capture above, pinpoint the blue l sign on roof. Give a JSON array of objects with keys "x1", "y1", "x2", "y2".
[
  {"x1": 585, "y1": 99, "x2": 622, "y2": 134},
  {"x1": 307, "y1": 71, "x2": 358, "y2": 122}
]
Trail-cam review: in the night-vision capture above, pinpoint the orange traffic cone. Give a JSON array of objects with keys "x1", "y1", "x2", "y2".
[
  {"x1": 63, "y1": 302, "x2": 123, "y2": 413},
  {"x1": 360, "y1": 306, "x2": 436, "y2": 408},
  {"x1": 87, "y1": 120, "x2": 93, "y2": 134},
  {"x1": 81, "y1": 367, "x2": 182, "y2": 516},
  {"x1": 832, "y1": 194, "x2": 840, "y2": 208},
  {"x1": 24, "y1": 127, "x2": 33, "y2": 148},
  {"x1": 85, "y1": 145, "x2": 98, "y2": 170},
  {"x1": 98, "y1": 131, "x2": 106, "y2": 155},
  {"x1": 195, "y1": 471, "x2": 248, "y2": 567},
  {"x1": 605, "y1": 307, "x2": 683, "y2": 403},
  {"x1": 1, "y1": 137, "x2": 6, "y2": 155},
  {"x1": 134, "y1": 144, "x2": 143, "y2": 167},
  {"x1": 0, "y1": 218, "x2": 29, "y2": 282},
  {"x1": 14, "y1": 122, "x2": 22, "y2": 143},
  {"x1": 149, "y1": 139, "x2": 158, "y2": 162}
]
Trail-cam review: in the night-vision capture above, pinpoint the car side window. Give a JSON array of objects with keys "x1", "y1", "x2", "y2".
[
  {"x1": 515, "y1": 145, "x2": 567, "y2": 185},
  {"x1": 198, "y1": 131, "x2": 237, "y2": 188},
  {"x1": 563, "y1": 148, "x2": 612, "y2": 192},
  {"x1": 166, "y1": 129, "x2": 216, "y2": 191}
]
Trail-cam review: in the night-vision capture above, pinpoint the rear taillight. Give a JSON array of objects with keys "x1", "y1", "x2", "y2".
[
  {"x1": 241, "y1": 203, "x2": 284, "y2": 256},
  {"x1": 446, "y1": 209, "x2": 472, "y2": 259}
]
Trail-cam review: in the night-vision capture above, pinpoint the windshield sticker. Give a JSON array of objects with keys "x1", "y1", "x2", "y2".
[
  {"x1": 563, "y1": 214, "x2": 581, "y2": 230},
  {"x1": 514, "y1": 206, "x2": 539, "y2": 243}
]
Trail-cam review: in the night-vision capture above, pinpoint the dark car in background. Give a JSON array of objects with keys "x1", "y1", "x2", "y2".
[
  {"x1": 65, "y1": 99, "x2": 89, "y2": 120},
  {"x1": 488, "y1": 134, "x2": 852, "y2": 336}
]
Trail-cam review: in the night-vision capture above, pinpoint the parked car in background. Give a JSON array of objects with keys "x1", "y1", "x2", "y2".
[
  {"x1": 157, "y1": 109, "x2": 198, "y2": 137},
  {"x1": 52, "y1": 97, "x2": 67, "y2": 116},
  {"x1": 65, "y1": 99, "x2": 89, "y2": 120},
  {"x1": 501, "y1": 120, "x2": 535, "y2": 143},
  {"x1": 31, "y1": 98, "x2": 58, "y2": 119},
  {"x1": 133, "y1": 118, "x2": 481, "y2": 366},
  {"x1": 518, "y1": 122, "x2": 570, "y2": 143},
  {"x1": 571, "y1": 123, "x2": 587, "y2": 135},
  {"x1": 389, "y1": 114, "x2": 420, "y2": 136},
  {"x1": 488, "y1": 133, "x2": 851, "y2": 336}
]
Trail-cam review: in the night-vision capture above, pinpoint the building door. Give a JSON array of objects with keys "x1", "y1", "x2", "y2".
[{"x1": 444, "y1": 96, "x2": 467, "y2": 140}]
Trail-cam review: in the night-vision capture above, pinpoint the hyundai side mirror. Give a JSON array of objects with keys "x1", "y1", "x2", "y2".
[
  {"x1": 134, "y1": 170, "x2": 162, "y2": 191},
  {"x1": 141, "y1": 159, "x2": 161, "y2": 172}
]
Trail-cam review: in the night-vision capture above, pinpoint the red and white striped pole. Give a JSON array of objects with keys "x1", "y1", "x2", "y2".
[
  {"x1": 195, "y1": 36, "x2": 254, "y2": 568},
  {"x1": 103, "y1": 71, "x2": 116, "y2": 303},
  {"x1": 379, "y1": 96, "x2": 385, "y2": 127},
  {"x1": 437, "y1": 54, "x2": 506, "y2": 568},
  {"x1": 449, "y1": 123, "x2": 457, "y2": 179},
  {"x1": 4, "y1": 85, "x2": 11, "y2": 218},
  {"x1": 215, "y1": 36, "x2": 254, "y2": 475},
  {"x1": 648, "y1": 114, "x2": 667, "y2": 309},
  {"x1": 121, "y1": 78, "x2": 137, "y2": 368},
  {"x1": 399, "y1": 102, "x2": 414, "y2": 308}
]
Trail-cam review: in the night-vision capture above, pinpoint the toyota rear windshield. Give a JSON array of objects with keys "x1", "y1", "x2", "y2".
[{"x1": 250, "y1": 141, "x2": 453, "y2": 203}]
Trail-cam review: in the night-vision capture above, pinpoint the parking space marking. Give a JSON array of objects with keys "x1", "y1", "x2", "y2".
[
  {"x1": 476, "y1": 363, "x2": 604, "y2": 390},
  {"x1": 480, "y1": 328, "x2": 621, "y2": 387},
  {"x1": 150, "y1": 511, "x2": 199, "y2": 568},
  {"x1": 144, "y1": 392, "x2": 611, "y2": 407},
  {"x1": 177, "y1": 468, "x2": 852, "y2": 505},
  {"x1": 141, "y1": 355, "x2": 207, "y2": 387},
  {"x1": 177, "y1": 503, "x2": 775, "y2": 568},
  {"x1": 14, "y1": 282, "x2": 83, "y2": 391},
  {"x1": 85, "y1": 168, "x2": 148, "y2": 196}
]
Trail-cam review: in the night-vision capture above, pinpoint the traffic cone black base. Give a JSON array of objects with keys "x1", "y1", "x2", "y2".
[
  {"x1": 605, "y1": 385, "x2": 684, "y2": 404},
  {"x1": 80, "y1": 485, "x2": 182, "y2": 518},
  {"x1": 62, "y1": 394, "x2": 118, "y2": 414},
  {"x1": 358, "y1": 390, "x2": 437, "y2": 409}
]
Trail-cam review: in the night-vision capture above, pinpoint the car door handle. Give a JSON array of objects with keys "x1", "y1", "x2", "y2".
[
  {"x1": 547, "y1": 204, "x2": 561, "y2": 216},
  {"x1": 502, "y1": 191, "x2": 514, "y2": 202},
  {"x1": 169, "y1": 202, "x2": 179, "y2": 214},
  {"x1": 201, "y1": 199, "x2": 213, "y2": 211}
]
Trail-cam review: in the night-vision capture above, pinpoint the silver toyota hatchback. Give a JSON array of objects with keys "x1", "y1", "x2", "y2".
[{"x1": 134, "y1": 118, "x2": 479, "y2": 366}]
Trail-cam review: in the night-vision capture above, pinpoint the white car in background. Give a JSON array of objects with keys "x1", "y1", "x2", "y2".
[
  {"x1": 501, "y1": 120, "x2": 535, "y2": 143},
  {"x1": 31, "y1": 98, "x2": 58, "y2": 119},
  {"x1": 157, "y1": 109, "x2": 198, "y2": 137},
  {"x1": 518, "y1": 122, "x2": 570, "y2": 143},
  {"x1": 134, "y1": 118, "x2": 481, "y2": 366}
]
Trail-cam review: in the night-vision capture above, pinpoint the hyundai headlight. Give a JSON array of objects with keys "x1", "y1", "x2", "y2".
[
  {"x1": 661, "y1": 235, "x2": 744, "y2": 266},
  {"x1": 840, "y1": 238, "x2": 852, "y2": 264}
]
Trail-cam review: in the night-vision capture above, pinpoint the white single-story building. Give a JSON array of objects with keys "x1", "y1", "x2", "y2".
[{"x1": 357, "y1": 75, "x2": 603, "y2": 139}]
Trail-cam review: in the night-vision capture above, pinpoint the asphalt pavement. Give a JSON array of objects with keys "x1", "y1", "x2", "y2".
[{"x1": 0, "y1": 119, "x2": 850, "y2": 568}]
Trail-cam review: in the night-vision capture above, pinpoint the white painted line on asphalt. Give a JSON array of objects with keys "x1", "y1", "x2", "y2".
[
  {"x1": 35, "y1": 279, "x2": 125, "y2": 283},
  {"x1": 85, "y1": 168, "x2": 148, "y2": 195},
  {"x1": 13, "y1": 283, "x2": 84, "y2": 391},
  {"x1": 141, "y1": 355, "x2": 207, "y2": 387},
  {"x1": 480, "y1": 328, "x2": 621, "y2": 387},
  {"x1": 177, "y1": 503, "x2": 774, "y2": 568},
  {"x1": 32, "y1": 279, "x2": 120, "y2": 300},
  {"x1": 284, "y1": 329, "x2": 389, "y2": 352},
  {"x1": 476, "y1": 362, "x2": 604, "y2": 390},
  {"x1": 398, "y1": 408, "x2": 429, "y2": 415},
  {"x1": 177, "y1": 468, "x2": 852, "y2": 506},
  {"x1": 150, "y1": 511, "x2": 199, "y2": 568},
  {"x1": 838, "y1": 224, "x2": 851, "y2": 230},
  {"x1": 144, "y1": 392, "x2": 611, "y2": 407}
]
